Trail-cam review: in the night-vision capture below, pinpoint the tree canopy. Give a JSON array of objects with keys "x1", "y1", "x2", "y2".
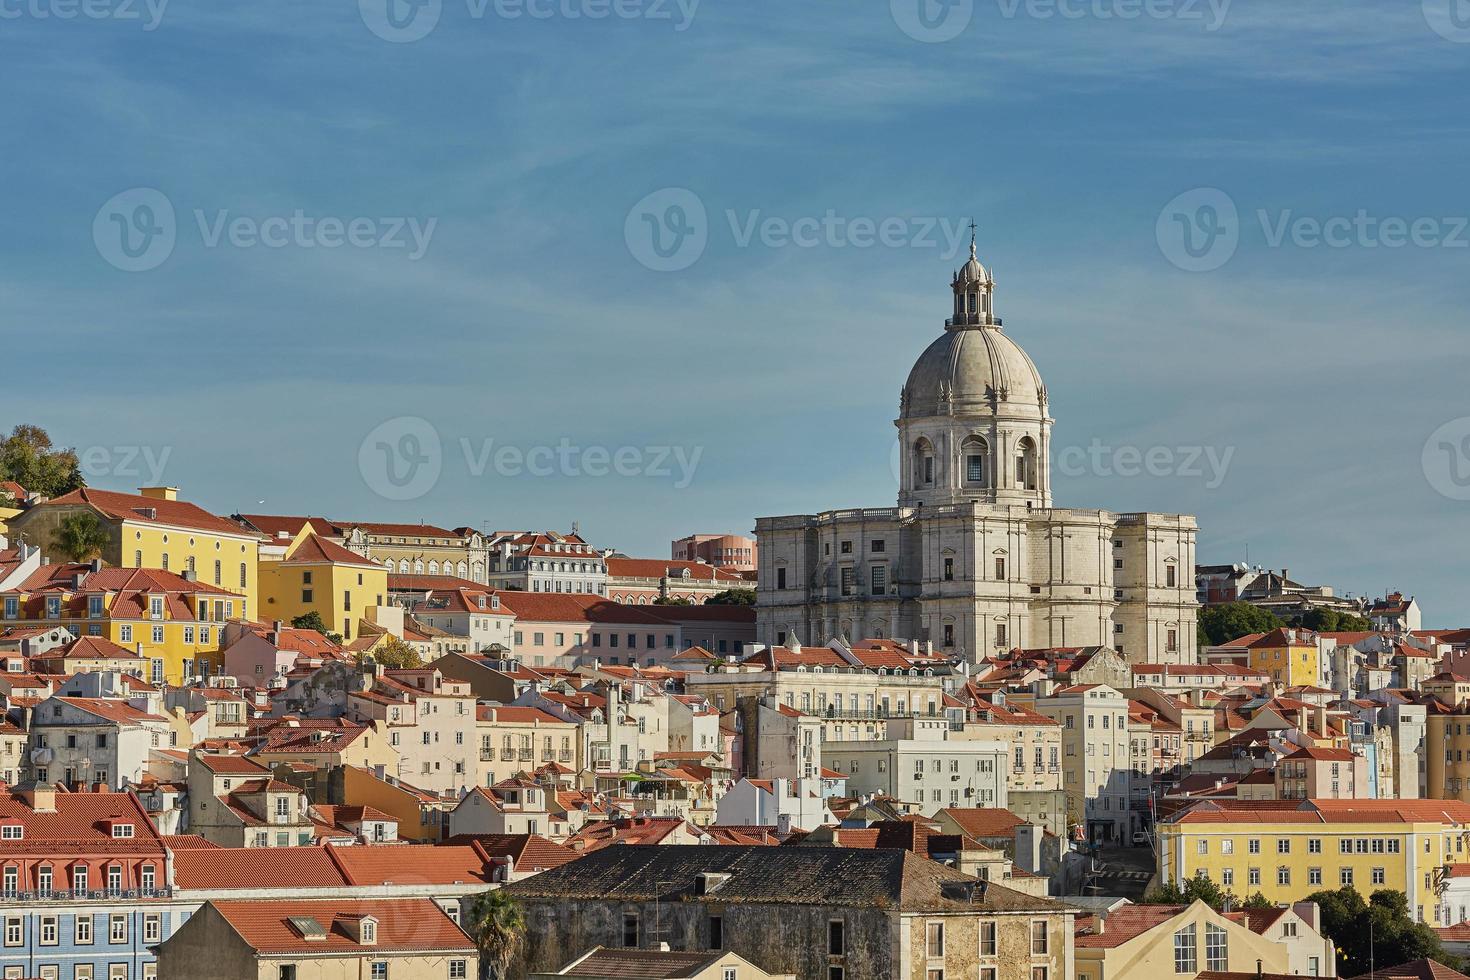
[
  {"x1": 1303, "y1": 887, "x2": 1462, "y2": 976},
  {"x1": 290, "y1": 611, "x2": 344, "y2": 645},
  {"x1": 1198, "y1": 601, "x2": 1284, "y2": 646},
  {"x1": 373, "y1": 635, "x2": 423, "y2": 668},
  {"x1": 705, "y1": 588, "x2": 756, "y2": 606},
  {"x1": 0, "y1": 424, "x2": 84, "y2": 498},
  {"x1": 1142, "y1": 871, "x2": 1231, "y2": 910},
  {"x1": 53, "y1": 511, "x2": 111, "y2": 562},
  {"x1": 1292, "y1": 608, "x2": 1372, "y2": 633},
  {"x1": 467, "y1": 888, "x2": 525, "y2": 980}
]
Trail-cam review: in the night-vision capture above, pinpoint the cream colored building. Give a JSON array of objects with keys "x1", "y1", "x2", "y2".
[
  {"x1": 1033, "y1": 684, "x2": 1131, "y2": 844},
  {"x1": 756, "y1": 246, "x2": 1198, "y2": 665},
  {"x1": 475, "y1": 704, "x2": 580, "y2": 786},
  {"x1": 155, "y1": 898, "x2": 476, "y2": 980},
  {"x1": 1074, "y1": 901, "x2": 1305, "y2": 980}
]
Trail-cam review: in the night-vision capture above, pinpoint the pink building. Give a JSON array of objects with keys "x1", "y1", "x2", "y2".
[
  {"x1": 671, "y1": 533, "x2": 757, "y2": 572},
  {"x1": 1277, "y1": 745, "x2": 1369, "y2": 799}
]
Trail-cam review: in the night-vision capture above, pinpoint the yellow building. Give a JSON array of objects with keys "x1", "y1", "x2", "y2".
[
  {"x1": 257, "y1": 526, "x2": 387, "y2": 641},
  {"x1": 1156, "y1": 798, "x2": 1470, "y2": 924},
  {"x1": 6, "y1": 486, "x2": 259, "y2": 609},
  {"x1": 340, "y1": 763, "x2": 454, "y2": 841},
  {"x1": 0, "y1": 561, "x2": 239, "y2": 684},
  {"x1": 1247, "y1": 628, "x2": 1321, "y2": 687}
]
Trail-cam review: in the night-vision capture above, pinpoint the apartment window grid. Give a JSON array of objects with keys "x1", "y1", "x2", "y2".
[
  {"x1": 1204, "y1": 923, "x2": 1228, "y2": 972},
  {"x1": 1173, "y1": 924, "x2": 1197, "y2": 974}
]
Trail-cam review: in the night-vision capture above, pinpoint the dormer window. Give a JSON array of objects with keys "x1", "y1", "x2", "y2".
[
  {"x1": 0, "y1": 824, "x2": 22, "y2": 841},
  {"x1": 46, "y1": 596, "x2": 61, "y2": 618},
  {"x1": 110, "y1": 822, "x2": 135, "y2": 839},
  {"x1": 149, "y1": 596, "x2": 164, "y2": 620},
  {"x1": 88, "y1": 595, "x2": 105, "y2": 618},
  {"x1": 359, "y1": 917, "x2": 377, "y2": 945}
]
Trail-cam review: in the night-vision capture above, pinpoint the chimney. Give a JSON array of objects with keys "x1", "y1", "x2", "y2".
[
  {"x1": 138, "y1": 487, "x2": 179, "y2": 502},
  {"x1": 1015, "y1": 823, "x2": 1043, "y2": 875},
  {"x1": 22, "y1": 783, "x2": 57, "y2": 813}
]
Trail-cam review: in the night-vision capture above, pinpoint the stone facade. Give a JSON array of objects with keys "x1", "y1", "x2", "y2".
[
  {"x1": 756, "y1": 249, "x2": 1197, "y2": 666},
  {"x1": 506, "y1": 846, "x2": 1076, "y2": 980}
]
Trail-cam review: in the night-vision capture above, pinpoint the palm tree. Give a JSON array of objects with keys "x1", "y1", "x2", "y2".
[
  {"x1": 466, "y1": 888, "x2": 526, "y2": 980},
  {"x1": 52, "y1": 511, "x2": 110, "y2": 563}
]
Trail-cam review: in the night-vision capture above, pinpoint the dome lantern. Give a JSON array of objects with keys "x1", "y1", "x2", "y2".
[{"x1": 950, "y1": 223, "x2": 997, "y2": 328}]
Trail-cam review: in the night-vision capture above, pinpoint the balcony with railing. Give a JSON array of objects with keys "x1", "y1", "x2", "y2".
[{"x1": 2, "y1": 887, "x2": 173, "y2": 902}]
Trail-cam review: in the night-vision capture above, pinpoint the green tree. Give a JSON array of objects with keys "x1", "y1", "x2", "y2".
[
  {"x1": 373, "y1": 635, "x2": 423, "y2": 668},
  {"x1": 1240, "y1": 891, "x2": 1275, "y2": 910},
  {"x1": 1294, "y1": 608, "x2": 1372, "y2": 633},
  {"x1": 1198, "y1": 602, "x2": 1284, "y2": 646},
  {"x1": 466, "y1": 888, "x2": 526, "y2": 980},
  {"x1": 1142, "y1": 871, "x2": 1230, "y2": 910},
  {"x1": 653, "y1": 595, "x2": 693, "y2": 606},
  {"x1": 52, "y1": 511, "x2": 110, "y2": 562},
  {"x1": 0, "y1": 425, "x2": 85, "y2": 498},
  {"x1": 1304, "y1": 888, "x2": 1462, "y2": 976},
  {"x1": 705, "y1": 588, "x2": 756, "y2": 606},
  {"x1": 291, "y1": 611, "x2": 344, "y2": 645}
]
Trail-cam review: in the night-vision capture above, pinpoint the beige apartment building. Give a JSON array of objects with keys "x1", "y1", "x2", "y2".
[
  {"x1": 476, "y1": 704, "x2": 580, "y2": 786},
  {"x1": 684, "y1": 638, "x2": 961, "y2": 743}
]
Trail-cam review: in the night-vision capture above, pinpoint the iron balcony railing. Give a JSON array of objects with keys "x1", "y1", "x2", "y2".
[{"x1": 1, "y1": 887, "x2": 173, "y2": 902}]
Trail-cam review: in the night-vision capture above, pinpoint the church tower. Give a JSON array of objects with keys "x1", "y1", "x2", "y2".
[{"x1": 896, "y1": 237, "x2": 1053, "y2": 509}]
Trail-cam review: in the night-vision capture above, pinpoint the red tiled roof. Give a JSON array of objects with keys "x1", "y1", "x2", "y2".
[
  {"x1": 206, "y1": 898, "x2": 473, "y2": 953},
  {"x1": 46, "y1": 488, "x2": 245, "y2": 535},
  {"x1": 329, "y1": 843, "x2": 493, "y2": 886},
  {"x1": 482, "y1": 705, "x2": 573, "y2": 728},
  {"x1": 0, "y1": 787, "x2": 166, "y2": 854},
  {"x1": 173, "y1": 847, "x2": 350, "y2": 889},
  {"x1": 1075, "y1": 904, "x2": 1186, "y2": 947},
  {"x1": 935, "y1": 807, "x2": 1030, "y2": 839},
  {"x1": 196, "y1": 754, "x2": 271, "y2": 775},
  {"x1": 279, "y1": 532, "x2": 381, "y2": 569}
]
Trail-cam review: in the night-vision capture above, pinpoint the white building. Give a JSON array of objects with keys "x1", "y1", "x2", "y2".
[
  {"x1": 715, "y1": 776, "x2": 833, "y2": 831},
  {"x1": 756, "y1": 244, "x2": 1198, "y2": 665},
  {"x1": 820, "y1": 722, "x2": 1008, "y2": 816},
  {"x1": 1032, "y1": 683, "x2": 1131, "y2": 844}
]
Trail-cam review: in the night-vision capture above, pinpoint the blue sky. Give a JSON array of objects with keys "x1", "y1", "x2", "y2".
[{"x1": 3, "y1": 0, "x2": 1469, "y2": 624}]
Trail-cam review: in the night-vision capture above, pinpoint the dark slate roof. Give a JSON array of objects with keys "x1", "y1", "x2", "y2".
[{"x1": 503, "y1": 845, "x2": 1072, "y2": 913}]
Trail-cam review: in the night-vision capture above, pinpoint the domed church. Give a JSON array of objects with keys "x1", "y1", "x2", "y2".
[{"x1": 755, "y1": 241, "x2": 1199, "y2": 665}]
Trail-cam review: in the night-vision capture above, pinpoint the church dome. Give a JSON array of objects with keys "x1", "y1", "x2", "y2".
[
  {"x1": 902, "y1": 318, "x2": 1046, "y2": 420},
  {"x1": 955, "y1": 252, "x2": 991, "y2": 286}
]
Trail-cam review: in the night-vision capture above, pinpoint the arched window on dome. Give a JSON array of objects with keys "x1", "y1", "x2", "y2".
[
  {"x1": 1016, "y1": 437, "x2": 1038, "y2": 491},
  {"x1": 962, "y1": 435, "x2": 989, "y2": 487},
  {"x1": 914, "y1": 438, "x2": 936, "y2": 487}
]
